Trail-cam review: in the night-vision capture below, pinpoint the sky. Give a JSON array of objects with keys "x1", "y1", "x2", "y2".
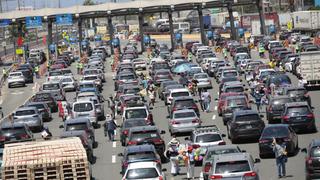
[{"x1": 1, "y1": 0, "x2": 129, "y2": 12}]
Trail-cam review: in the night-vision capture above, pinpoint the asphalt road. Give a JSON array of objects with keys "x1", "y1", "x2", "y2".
[{"x1": 0, "y1": 43, "x2": 319, "y2": 180}]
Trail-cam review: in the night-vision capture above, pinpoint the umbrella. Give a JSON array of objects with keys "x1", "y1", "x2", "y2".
[{"x1": 172, "y1": 63, "x2": 192, "y2": 74}]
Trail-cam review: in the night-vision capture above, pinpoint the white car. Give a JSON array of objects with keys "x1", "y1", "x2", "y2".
[
  {"x1": 7, "y1": 71, "x2": 25, "y2": 88},
  {"x1": 201, "y1": 57, "x2": 218, "y2": 72},
  {"x1": 122, "y1": 161, "x2": 166, "y2": 180},
  {"x1": 61, "y1": 76, "x2": 77, "y2": 92}
]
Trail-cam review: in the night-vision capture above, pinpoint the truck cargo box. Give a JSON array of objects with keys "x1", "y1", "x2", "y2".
[{"x1": 299, "y1": 51, "x2": 320, "y2": 88}]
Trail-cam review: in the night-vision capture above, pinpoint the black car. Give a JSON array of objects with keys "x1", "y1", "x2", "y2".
[
  {"x1": 126, "y1": 126, "x2": 166, "y2": 160},
  {"x1": 169, "y1": 96, "x2": 200, "y2": 117},
  {"x1": 227, "y1": 110, "x2": 265, "y2": 143},
  {"x1": 118, "y1": 144, "x2": 161, "y2": 175},
  {"x1": 259, "y1": 124, "x2": 298, "y2": 158},
  {"x1": 282, "y1": 86, "x2": 311, "y2": 106},
  {"x1": 18, "y1": 69, "x2": 34, "y2": 83},
  {"x1": 281, "y1": 102, "x2": 317, "y2": 133},
  {"x1": 158, "y1": 81, "x2": 178, "y2": 100},
  {"x1": 120, "y1": 118, "x2": 148, "y2": 146},
  {"x1": 222, "y1": 95, "x2": 251, "y2": 125},
  {"x1": 302, "y1": 139, "x2": 320, "y2": 180},
  {"x1": 0, "y1": 122, "x2": 34, "y2": 148},
  {"x1": 266, "y1": 95, "x2": 293, "y2": 123}
]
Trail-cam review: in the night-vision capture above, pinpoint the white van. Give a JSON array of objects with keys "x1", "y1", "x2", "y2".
[{"x1": 72, "y1": 101, "x2": 98, "y2": 127}]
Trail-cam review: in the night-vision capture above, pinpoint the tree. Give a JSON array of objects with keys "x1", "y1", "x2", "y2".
[{"x1": 83, "y1": 0, "x2": 95, "y2": 6}]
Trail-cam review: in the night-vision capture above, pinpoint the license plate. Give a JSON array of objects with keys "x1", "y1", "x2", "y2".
[
  {"x1": 295, "y1": 117, "x2": 304, "y2": 121},
  {"x1": 245, "y1": 125, "x2": 252, "y2": 129},
  {"x1": 79, "y1": 114, "x2": 89, "y2": 117}
]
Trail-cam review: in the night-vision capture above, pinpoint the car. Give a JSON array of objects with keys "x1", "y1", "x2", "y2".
[
  {"x1": 265, "y1": 73, "x2": 292, "y2": 94},
  {"x1": 222, "y1": 95, "x2": 251, "y2": 125},
  {"x1": 166, "y1": 88, "x2": 191, "y2": 105},
  {"x1": 126, "y1": 126, "x2": 166, "y2": 159},
  {"x1": 281, "y1": 102, "x2": 317, "y2": 133},
  {"x1": 7, "y1": 71, "x2": 25, "y2": 88},
  {"x1": 193, "y1": 73, "x2": 212, "y2": 89},
  {"x1": 188, "y1": 125, "x2": 225, "y2": 148},
  {"x1": 41, "y1": 81, "x2": 66, "y2": 101},
  {"x1": 153, "y1": 69, "x2": 173, "y2": 85},
  {"x1": 157, "y1": 81, "x2": 178, "y2": 100},
  {"x1": 301, "y1": 139, "x2": 320, "y2": 180},
  {"x1": 169, "y1": 96, "x2": 200, "y2": 117},
  {"x1": 259, "y1": 124, "x2": 298, "y2": 158},
  {"x1": 266, "y1": 95, "x2": 293, "y2": 123},
  {"x1": 72, "y1": 101, "x2": 98, "y2": 127},
  {"x1": 132, "y1": 58, "x2": 147, "y2": 70},
  {"x1": 0, "y1": 122, "x2": 34, "y2": 148},
  {"x1": 25, "y1": 102, "x2": 52, "y2": 122},
  {"x1": 122, "y1": 161, "x2": 166, "y2": 180},
  {"x1": 60, "y1": 117, "x2": 96, "y2": 148},
  {"x1": 47, "y1": 70, "x2": 64, "y2": 82},
  {"x1": 120, "y1": 118, "x2": 148, "y2": 146},
  {"x1": 31, "y1": 92, "x2": 58, "y2": 112},
  {"x1": 82, "y1": 74, "x2": 102, "y2": 91},
  {"x1": 208, "y1": 153, "x2": 260, "y2": 180},
  {"x1": 13, "y1": 107, "x2": 43, "y2": 132},
  {"x1": 227, "y1": 110, "x2": 265, "y2": 143},
  {"x1": 282, "y1": 86, "x2": 311, "y2": 106},
  {"x1": 61, "y1": 76, "x2": 77, "y2": 92},
  {"x1": 201, "y1": 145, "x2": 242, "y2": 180},
  {"x1": 78, "y1": 81, "x2": 99, "y2": 92},
  {"x1": 83, "y1": 68, "x2": 106, "y2": 82},
  {"x1": 122, "y1": 106, "x2": 153, "y2": 125},
  {"x1": 60, "y1": 130, "x2": 94, "y2": 163},
  {"x1": 17, "y1": 69, "x2": 33, "y2": 83},
  {"x1": 217, "y1": 92, "x2": 246, "y2": 116},
  {"x1": 219, "y1": 70, "x2": 239, "y2": 84},
  {"x1": 76, "y1": 92, "x2": 105, "y2": 120},
  {"x1": 119, "y1": 145, "x2": 161, "y2": 175},
  {"x1": 168, "y1": 109, "x2": 201, "y2": 135},
  {"x1": 114, "y1": 72, "x2": 138, "y2": 91}
]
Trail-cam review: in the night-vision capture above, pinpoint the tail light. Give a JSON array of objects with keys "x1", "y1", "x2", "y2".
[
  {"x1": 210, "y1": 175, "x2": 223, "y2": 179},
  {"x1": 192, "y1": 105, "x2": 198, "y2": 109},
  {"x1": 20, "y1": 134, "x2": 29, "y2": 139},
  {"x1": 172, "y1": 107, "x2": 177, "y2": 112},
  {"x1": 267, "y1": 106, "x2": 272, "y2": 112},
  {"x1": 170, "y1": 120, "x2": 180, "y2": 125},
  {"x1": 123, "y1": 161, "x2": 129, "y2": 168},
  {"x1": 153, "y1": 139, "x2": 164, "y2": 145},
  {"x1": 304, "y1": 93, "x2": 309, "y2": 97},
  {"x1": 0, "y1": 136, "x2": 6, "y2": 142},
  {"x1": 203, "y1": 162, "x2": 212, "y2": 173},
  {"x1": 155, "y1": 159, "x2": 161, "y2": 164},
  {"x1": 282, "y1": 115, "x2": 290, "y2": 122},
  {"x1": 244, "y1": 171, "x2": 257, "y2": 178},
  {"x1": 218, "y1": 141, "x2": 226, "y2": 145},
  {"x1": 259, "y1": 139, "x2": 270, "y2": 144},
  {"x1": 307, "y1": 157, "x2": 313, "y2": 164},
  {"x1": 192, "y1": 119, "x2": 201, "y2": 123},
  {"x1": 159, "y1": 176, "x2": 164, "y2": 180},
  {"x1": 283, "y1": 137, "x2": 291, "y2": 142},
  {"x1": 127, "y1": 141, "x2": 137, "y2": 145},
  {"x1": 192, "y1": 144, "x2": 200, "y2": 149},
  {"x1": 307, "y1": 113, "x2": 314, "y2": 118},
  {"x1": 123, "y1": 130, "x2": 129, "y2": 135}
]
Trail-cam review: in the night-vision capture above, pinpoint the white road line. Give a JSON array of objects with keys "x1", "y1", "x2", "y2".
[
  {"x1": 112, "y1": 141, "x2": 116, "y2": 148},
  {"x1": 112, "y1": 155, "x2": 116, "y2": 163},
  {"x1": 212, "y1": 115, "x2": 216, "y2": 120},
  {"x1": 214, "y1": 106, "x2": 217, "y2": 111},
  {"x1": 217, "y1": 92, "x2": 219, "y2": 96}
]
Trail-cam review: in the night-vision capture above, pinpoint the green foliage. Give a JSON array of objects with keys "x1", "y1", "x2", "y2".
[
  {"x1": 83, "y1": 0, "x2": 95, "y2": 6},
  {"x1": 309, "y1": 6, "x2": 320, "y2": 10}
]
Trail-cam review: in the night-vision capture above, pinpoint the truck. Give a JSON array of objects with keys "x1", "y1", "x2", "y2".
[
  {"x1": 240, "y1": 12, "x2": 279, "y2": 31},
  {"x1": 299, "y1": 51, "x2": 320, "y2": 89},
  {"x1": 211, "y1": 12, "x2": 239, "y2": 28},
  {"x1": 292, "y1": 11, "x2": 320, "y2": 35}
]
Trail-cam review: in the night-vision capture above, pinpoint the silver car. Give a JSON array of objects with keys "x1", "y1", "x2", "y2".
[
  {"x1": 77, "y1": 92, "x2": 105, "y2": 120},
  {"x1": 193, "y1": 73, "x2": 212, "y2": 89},
  {"x1": 13, "y1": 106, "x2": 43, "y2": 132},
  {"x1": 61, "y1": 76, "x2": 77, "y2": 92},
  {"x1": 168, "y1": 109, "x2": 201, "y2": 135},
  {"x1": 7, "y1": 72, "x2": 25, "y2": 88}
]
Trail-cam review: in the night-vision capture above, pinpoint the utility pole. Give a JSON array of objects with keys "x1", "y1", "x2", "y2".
[
  {"x1": 17, "y1": 0, "x2": 21, "y2": 10},
  {"x1": 58, "y1": 0, "x2": 61, "y2": 8}
]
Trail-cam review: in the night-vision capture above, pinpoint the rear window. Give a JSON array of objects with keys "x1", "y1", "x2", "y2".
[
  {"x1": 287, "y1": 89, "x2": 306, "y2": 96},
  {"x1": 130, "y1": 131, "x2": 160, "y2": 141},
  {"x1": 126, "y1": 168, "x2": 159, "y2": 179},
  {"x1": 127, "y1": 151, "x2": 156, "y2": 161},
  {"x1": 196, "y1": 134, "x2": 222, "y2": 143},
  {"x1": 84, "y1": 76, "x2": 98, "y2": 81},
  {"x1": 172, "y1": 92, "x2": 189, "y2": 97},
  {"x1": 153, "y1": 63, "x2": 169, "y2": 70},
  {"x1": 43, "y1": 83, "x2": 60, "y2": 90},
  {"x1": 49, "y1": 71, "x2": 62, "y2": 76},
  {"x1": 62, "y1": 78, "x2": 73, "y2": 83},
  {"x1": 73, "y1": 103, "x2": 93, "y2": 112},
  {"x1": 124, "y1": 120, "x2": 147, "y2": 128},
  {"x1": 206, "y1": 148, "x2": 240, "y2": 161},
  {"x1": 119, "y1": 75, "x2": 135, "y2": 80},
  {"x1": 287, "y1": 106, "x2": 310, "y2": 115},
  {"x1": 311, "y1": 147, "x2": 320, "y2": 157},
  {"x1": 84, "y1": 70, "x2": 98, "y2": 75},
  {"x1": 125, "y1": 109, "x2": 147, "y2": 119},
  {"x1": 174, "y1": 112, "x2": 197, "y2": 119},
  {"x1": 15, "y1": 110, "x2": 36, "y2": 116},
  {"x1": 225, "y1": 87, "x2": 244, "y2": 93},
  {"x1": 270, "y1": 75, "x2": 291, "y2": 86},
  {"x1": 215, "y1": 160, "x2": 251, "y2": 174},
  {"x1": 261, "y1": 127, "x2": 289, "y2": 138},
  {"x1": 0, "y1": 127, "x2": 27, "y2": 138},
  {"x1": 79, "y1": 83, "x2": 95, "y2": 89},
  {"x1": 66, "y1": 123, "x2": 88, "y2": 131},
  {"x1": 175, "y1": 100, "x2": 194, "y2": 108},
  {"x1": 156, "y1": 71, "x2": 170, "y2": 75},
  {"x1": 33, "y1": 93, "x2": 51, "y2": 101},
  {"x1": 223, "y1": 71, "x2": 237, "y2": 77},
  {"x1": 227, "y1": 98, "x2": 247, "y2": 107},
  {"x1": 28, "y1": 104, "x2": 45, "y2": 110},
  {"x1": 195, "y1": 74, "x2": 208, "y2": 79},
  {"x1": 235, "y1": 114, "x2": 259, "y2": 121}
]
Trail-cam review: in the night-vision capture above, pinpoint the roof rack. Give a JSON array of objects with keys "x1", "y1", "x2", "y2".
[{"x1": 194, "y1": 125, "x2": 220, "y2": 134}]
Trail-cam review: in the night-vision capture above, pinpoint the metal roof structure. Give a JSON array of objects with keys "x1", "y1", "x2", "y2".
[{"x1": 0, "y1": 0, "x2": 255, "y2": 20}]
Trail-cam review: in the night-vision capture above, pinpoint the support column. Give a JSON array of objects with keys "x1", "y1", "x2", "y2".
[
  {"x1": 168, "y1": 10, "x2": 174, "y2": 51},
  {"x1": 227, "y1": 4, "x2": 237, "y2": 40},
  {"x1": 124, "y1": 15, "x2": 127, "y2": 24},
  {"x1": 138, "y1": 13, "x2": 145, "y2": 53},
  {"x1": 256, "y1": 0, "x2": 266, "y2": 35},
  {"x1": 198, "y1": 6, "x2": 206, "y2": 45},
  {"x1": 160, "y1": 12, "x2": 162, "y2": 19},
  {"x1": 108, "y1": 16, "x2": 114, "y2": 55},
  {"x1": 47, "y1": 20, "x2": 53, "y2": 48},
  {"x1": 78, "y1": 18, "x2": 83, "y2": 56}
]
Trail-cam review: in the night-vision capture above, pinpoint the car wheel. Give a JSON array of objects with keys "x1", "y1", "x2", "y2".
[{"x1": 310, "y1": 124, "x2": 317, "y2": 133}]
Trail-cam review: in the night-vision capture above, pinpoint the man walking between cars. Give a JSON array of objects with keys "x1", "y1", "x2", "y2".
[
  {"x1": 107, "y1": 96, "x2": 116, "y2": 118},
  {"x1": 105, "y1": 115, "x2": 117, "y2": 141},
  {"x1": 201, "y1": 89, "x2": 211, "y2": 112},
  {"x1": 272, "y1": 137, "x2": 287, "y2": 178}
]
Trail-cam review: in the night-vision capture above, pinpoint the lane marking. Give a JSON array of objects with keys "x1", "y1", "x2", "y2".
[
  {"x1": 112, "y1": 141, "x2": 116, "y2": 148},
  {"x1": 217, "y1": 92, "x2": 219, "y2": 96},
  {"x1": 212, "y1": 115, "x2": 216, "y2": 120},
  {"x1": 214, "y1": 106, "x2": 217, "y2": 111},
  {"x1": 112, "y1": 155, "x2": 116, "y2": 163}
]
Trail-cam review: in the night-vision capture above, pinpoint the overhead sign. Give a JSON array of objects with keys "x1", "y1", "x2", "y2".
[
  {"x1": 25, "y1": 16, "x2": 42, "y2": 29},
  {"x1": 0, "y1": 19, "x2": 11, "y2": 27},
  {"x1": 56, "y1": 14, "x2": 73, "y2": 26}
]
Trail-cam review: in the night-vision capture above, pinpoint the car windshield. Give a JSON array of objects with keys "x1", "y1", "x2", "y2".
[
  {"x1": 287, "y1": 89, "x2": 306, "y2": 96},
  {"x1": 43, "y1": 83, "x2": 59, "y2": 90},
  {"x1": 215, "y1": 160, "x2": 251, "y2": 174},
  {"x1": 196, "y1": 134, "x2": 221, "y2": 143},
  {"x1": 261, "y1": 126, "x2": 289, "y2": 138},
  {"x1": 311, "y1": 147, "x2": 320, "y2": 157},
  {"x1": 130, "y1": 131, "x2": 160, "y2": 141},
  {"x1": 287, "y1": 106, "x2": 310, "y2": 115},
  {"x1": 206, "y1": 148, "x2": 240, "y2": 160},
  {"x1": 223, "y1": 71, "x2": 237, "y2": 77},
  {"x1": 126, "y1": 168, "x2": 159, "y2": 179},
  {"x1": 225, "y1": 87, "x2": 244, "y2": 93},
  {"x1": 119, "y1": 75, "x2": 135, "y2": 80},
  {"x1": 73, "y1": 103, "x2": 93, "y2": 112},
  {"x1": 195, "y1": 74, "x2": 208, "y2": 79},
  {"x1": 0, "y1": 128, "x2": 28, "y2": 138},
  {"x1": 270, "y1": 75, "x2": 291, "y2": 86},
  {"x1": 33, "y1": 93, "x2": 51, "y2": 102},
  {"x1": 66, "y1": 123, "x2": 88, "y2": 131},
  {"x1": 174, "y1": 112, "x2": 196, "y2": 119},
  {"x1": 127, "y1": 151, "x2": 156, "y2": 161},
  {"x1": 172, "y1": 92, "x2": 189, "y2": 97},
  {"x1": 124, "y1": 120, "x2": 147, "y2": 128},
  {"x1": 235, "y1": 114, "x2": 259, "y2": 121},
  {"x1": 227, "y1": 98, "x2": 246, "y2": 107},
  {"x1": 84, "y1": 70, "x2": 98, "y2": 75},
  {"x1": 222, "y1": 77, "x2": 238, "y2": 83},
  {"x1": 28, "y1": 104, "x2": 45, "y2": 110},
  {"x1": 15, "y1": 110, "x2": 36, "y2": 116},
  {"x1": 125, "y1": 109, "x2": 147, "y2": 119}
]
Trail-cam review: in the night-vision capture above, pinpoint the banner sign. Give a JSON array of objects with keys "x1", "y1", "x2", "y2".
[
  {"x1": 0, "y1": 19, "x2": 11, "y2": 27},
  {"x1": 26, "y1": 16, "x2": 42, "y2": 29},
  {"x1": 56, "y1": 14, "x2": 73, "y2": 26}
]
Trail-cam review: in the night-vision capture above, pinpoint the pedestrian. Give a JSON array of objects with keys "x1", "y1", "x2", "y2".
[
  {"x1": 188, "y1": 51, "x2": 193, "y2": 62},
  {"x1": 186, "y1": 145, "x2": 195, "y2": 179},
  {"x1": 2, "y1": 68, "x2": 7, "y2": 78},
  {"x1": 253, "y1": 89, "x2": 263, "y2": 113},
  {"x1": 259, "y1": 43, "x2": 265, "y2": 58},
  {"x1": 148, "y1": 87, "x2": 156, "y2": 107},
  {"x1": 201, "y1": 89, "x2": 211, "y2": 112},
  {"x1": 272, "y1": 138, "x2": 287, "y2": 178},
  {"x1": 76, "y1": 61, "x2": 80, "y2": 74},
  {"x1": 41, "y1": 126, "x2": 52, "y2": 140},
  {"x1": 105, "y1": 115, "x2": 117, "y2": 141},
  {"x1": 79, "y1": 62, "x2": 84, "y2": 75},
  {"x1": 107, "y1": 96, "x2": 116, "y2": 118},
  {"x1": 222, "y1": 47, "x2": 228, "y2": 60},
  {"x1": 198, "y1": 88, "x2": 205, "y2": 112},
  {"x1": 34, "y1": 65, "x2": 40, "y2": 79},
  {"x1": 165, "y1": 136, "x2": 180, "y2": 176},
  {"x1": 141, "y1": 77, "x2": 148, "y2": 89}
]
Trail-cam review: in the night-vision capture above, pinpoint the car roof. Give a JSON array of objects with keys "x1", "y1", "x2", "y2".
[
  {"x1": 173, "y1": 109, "x2": 196, "y2": 114},
  {"x1": 126, "y1": 161, "x2": 158, "y2": 169},
  {"x1": 65, "y1": 117, "x2": 90, "y2": 124},
  {"x1": 60, "y1": 130, "x2": 86, "y2": 137},
  {"x1": 172, "y1": 96, "x2": 194, "y2": 101},
  {"x1": 1, "y1": 121, "x2": 27, "y2": 128},
  {"x1": 129, "y1": 126, "x2": 158, "y2": 132},
  {"x1": 207, "y1": 144, "x2": 240, "y2": 151},
  {"x1": 285, "y1": 101, "x2": 309, "y2": 107},
  {"x1": 125, "y1": 144, "x2": 156, "y2": 153},
  {"x1": 214, "y1": 153, "x2": 251, "y2": 162},
  {"x1": 284, "y1": 86, "x2": 306, "y2": 91},
  {"x1": 16, "y1": 106, "x2": 38, "y2": 111},
  {"x1": 264, "y1": 124, "x2": 289, "y2": 129},
  {"x1": 170, "y1": 88, "x2": 189, "y2": 93},
  {"x1": 225, "y1": 95, "x2": 246, "y2": 100},
  {"x1": 233, "y1": 109, "x2": 259, "y2": 116},
  {"x1": 270, "y1": 95, "x2": 290, "y2": 100}
]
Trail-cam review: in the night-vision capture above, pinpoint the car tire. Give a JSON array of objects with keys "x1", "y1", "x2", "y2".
[{"x1": 310, "y1": 124, "x2": 317, "y2": 133}]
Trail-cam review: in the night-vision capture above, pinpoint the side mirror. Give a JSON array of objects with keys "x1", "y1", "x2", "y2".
[
  {"x1": 239, "y1": 79, "x2": 243, "y2": 82},
  {"x1": 118, "y1": 153, "x2": 123, "y2": 157},
  {"x1": 241, "y1": 150, "x2": 247, "y2": 153},
  {"x1": 149, "y1": 107, "x2": 154, "y2": 110},
  {"x1": 221, "y1": 134, "x2": 226, "y2": 137},
  {"x1": 184, "y1": 137, "x2": 190, "y2": 141},
  {"x1": 254, "y1": 158, "x2": 261, "y2": 163},
  {"x1": 160, "y1": 130, "x2": 166, "y2": 134},
  {"x1": 311, "y1": 107, "x2": 315, "y2": 110},
  {"x1": 260, "y1": 114, "x2": 264, "y2": 118},
  {"x1": 301, "y1": 148, "x2": 307, "y2": 153},
  {"x1": 162, "y1": 168, "x2": 167, "y2": 172},
  {"x1": 215, "y1": 98, "x2": 218, "y2": 101},
  {"x1": 166, "y1": 115, "x2": 170, "y2": 119},
  {"x1": 194, "y1": 100, "x2": 199, "y2": 103},
  {"x1": 59, "y1": 125, "x2": 64, "y2": 128},
  {"x1": 112, "y1": 76, "x2": 116, "y2": 80}
]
